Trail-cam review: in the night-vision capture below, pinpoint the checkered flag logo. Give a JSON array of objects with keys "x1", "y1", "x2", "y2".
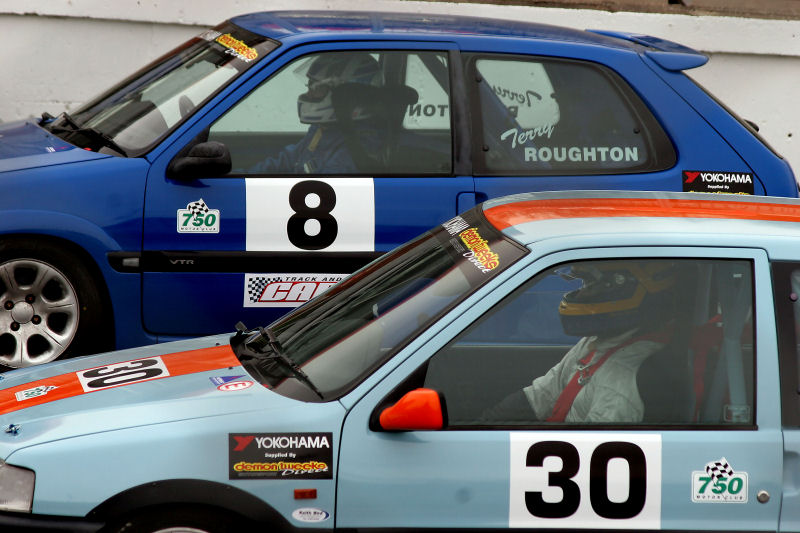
[
  {"x1": 704, "y1": 457, "x2": 735, "y2": 484},
  {"x1": 186, "y1": 199, "x2": 210, "y2": 216},
  {"x1": 246, "y1": 275, "x2": 280, "y2": 303}
]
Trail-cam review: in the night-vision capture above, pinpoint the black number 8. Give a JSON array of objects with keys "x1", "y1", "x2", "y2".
[{"x1": 288, "y1": 181, "x2": 338, "y2": 250}]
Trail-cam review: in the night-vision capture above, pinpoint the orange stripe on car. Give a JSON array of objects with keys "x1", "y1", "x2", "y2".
[
  {"x1": 0, "y1": 345, "x2": 240, "y2": 416},
  {"x1": 484, "y1": 197, "x2": 800, "y2": 231}
]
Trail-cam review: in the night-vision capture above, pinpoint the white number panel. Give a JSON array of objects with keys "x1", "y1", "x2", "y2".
[
  {"x1": 509, "y1": 433, "x2": 661, "y2": 529},
  {"x1": 245, "y1": 177, "x2": 375, "y2": 252}
]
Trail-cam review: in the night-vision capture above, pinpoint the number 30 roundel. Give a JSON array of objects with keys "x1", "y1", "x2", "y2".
[{"x1": 509, "y1": 433, "x2": 661, "y2": 529}]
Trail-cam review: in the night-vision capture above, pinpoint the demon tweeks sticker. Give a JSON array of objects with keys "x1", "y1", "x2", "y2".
[{"x1": 229, "y1": 433, "x2": 333, "y2": 480}]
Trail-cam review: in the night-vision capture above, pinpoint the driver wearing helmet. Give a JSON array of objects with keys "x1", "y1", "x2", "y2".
[
  {"x1": 483, "y1": 260, "x2": 677, "y2": 424},
  {"x1": 249, "y1": 52, "x2": 385, "y2": 174}
]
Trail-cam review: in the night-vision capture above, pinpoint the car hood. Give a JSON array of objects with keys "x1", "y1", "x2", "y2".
[
  {"x1": 0, "y1": 335, "x2": 305, "y2": 453},
  {"x1": 0, "y1": 120, "x2": 110, "y2": 172}
]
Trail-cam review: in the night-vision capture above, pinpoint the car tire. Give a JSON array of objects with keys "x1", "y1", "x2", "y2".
[
  {"x1": 0, "y1": 239, "x2": 112, "y2": 368},
  {"x1": 107, "y1": 506, "x2": 246, "y2": 533}
]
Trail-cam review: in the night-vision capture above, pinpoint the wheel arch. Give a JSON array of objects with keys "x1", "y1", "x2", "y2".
[
  {"x1": 0, "y1": 231, "x2": 117, "y2": 352},
  {"x1": 87, "y1": 479, "x2": 297, "y2": 531}
]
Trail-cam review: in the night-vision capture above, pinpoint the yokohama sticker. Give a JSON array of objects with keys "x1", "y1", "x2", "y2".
[
  {"x1": 509, "y1": 433, "x2": 661, "y2": 529},
  {"x1": 229, "y1": 433, "x2": 333, "y2": 480},
  {"x1": 244, "y1": 273, "x2": 346, "y2": 308},
  {"x1": 683, "y1": 170, "x2": 754, "y2": 195}
]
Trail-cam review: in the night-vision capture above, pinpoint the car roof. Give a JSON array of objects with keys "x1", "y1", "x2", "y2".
[
  {"x1": 230, "y1": 10, "x2": 643, "y2": 51},
  {"x1": 482, "y1": 191, "x2": 800, "y2": 250}
]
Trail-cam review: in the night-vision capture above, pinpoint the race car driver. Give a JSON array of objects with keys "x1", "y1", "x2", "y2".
[
  {"x1": 483, "y1": 260, "x2": 677, "y2": 424},
  {"x1": 248, "y1": 51, "x2": 387, "y2": 174}
]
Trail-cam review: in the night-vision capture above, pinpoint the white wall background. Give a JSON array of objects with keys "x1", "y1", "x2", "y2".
[{"x1": 1, "y1": 0, "x2": 799, "y2": 174}]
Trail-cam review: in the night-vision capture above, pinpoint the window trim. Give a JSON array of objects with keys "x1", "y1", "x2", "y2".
[
  {"x1": 208, "y1": 47, "x2": 458, "y2": 178},
  {"x1": 771, "y1": 261, "x2": 800, "y2": 427},
  {"x1": 373, "y1": 248, "x2": 759, "y2": 432}
]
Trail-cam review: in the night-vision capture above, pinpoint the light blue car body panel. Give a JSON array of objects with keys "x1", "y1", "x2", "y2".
[{"x1": 0, "y1": 191, "x2": 797, "y2": 531}]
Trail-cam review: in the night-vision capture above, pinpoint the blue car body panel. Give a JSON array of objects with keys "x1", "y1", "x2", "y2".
[{"x1": 0, "y1": 11, "x2": 796, "y2": 354}]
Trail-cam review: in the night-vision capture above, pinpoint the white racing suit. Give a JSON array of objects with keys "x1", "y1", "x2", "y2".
[
  {"x1": 481, "y1": 328, "x2": 667, "y2": 424},
  {"x1": 523, "y1": 329, "x2": 666, "y2": 423}
]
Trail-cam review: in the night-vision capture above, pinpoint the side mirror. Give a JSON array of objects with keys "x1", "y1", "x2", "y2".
[
  {"x1": 167, "y1": 141, "x2": 232, "y2": 180},
  {"x1": 379, "y1": 388, "x2": 446, "y2": 431}
]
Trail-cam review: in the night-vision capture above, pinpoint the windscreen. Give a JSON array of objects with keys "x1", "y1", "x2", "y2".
[
  {"x1": 239, "y1": 208, "x2": 529, "y2": 401},
  {"x1": 43, "y1": 22, "x2": 277, "y2": 156}
]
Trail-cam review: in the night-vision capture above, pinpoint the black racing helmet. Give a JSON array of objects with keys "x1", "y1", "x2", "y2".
[
  {"x1": 296, "y1": 52, "x2": 382, "y2": 124},
  {"x1": 557, "y1": 260, "x2": 677, "y2": 337}
]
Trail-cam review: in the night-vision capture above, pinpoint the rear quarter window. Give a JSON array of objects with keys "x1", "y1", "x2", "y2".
[{"x1": 469, "y1": 54, "x2": 676, "y2": 176}]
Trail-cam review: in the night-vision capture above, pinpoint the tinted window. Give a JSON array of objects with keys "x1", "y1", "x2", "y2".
[
  {"x1": 423, "y1": 258, "x2": 754, "y2": 427},
  {"x1": 773, "y1": 262, "x2": 800, "y2": 426},
  {"x1": 211, "y1": 50, "x2": 452, "y2": 176},
  {"x1": 469, "y1": 55, "x2": 675, "y2": 175}
]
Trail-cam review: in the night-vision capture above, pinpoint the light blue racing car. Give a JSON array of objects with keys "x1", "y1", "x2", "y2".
[{"x1": 0, "y1": 190, "x2": 797, "y2": 532}]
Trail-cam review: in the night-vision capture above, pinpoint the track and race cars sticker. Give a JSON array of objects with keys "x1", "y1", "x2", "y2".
[
  {"x1": 229, "y1": 433, "x2": 333, "y2": 480},
  {"x1": 245, "y1": 273, "x2": 346, "y2": 308},
  {"x1": 177, "y1": 199, "x2": 220, "y2": 233},
  {"x1": 245, "y1": 177, "x2": 374, "y2": 252},
  {"x1": 509, "y1": 433, "x2": 661, "y2": 529},
  {"x1": 0, "y1": 346, "x2": 241, "y2": 415},
  {"x1": 691, "y1": 458, "x2": 748, "y2": 503},
  {"x1": 683, "y1": 170, "x2": 754, "y2": 195}
]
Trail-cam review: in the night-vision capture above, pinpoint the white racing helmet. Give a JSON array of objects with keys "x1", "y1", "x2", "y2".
[{"x1": 296, "y1": 52, "x2": 382, "y2": 124}]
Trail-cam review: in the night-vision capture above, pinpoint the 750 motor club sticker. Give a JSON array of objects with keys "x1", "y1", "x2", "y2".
[{"x1": 229, "y1": 433, "x2": 333, "y2": 480}]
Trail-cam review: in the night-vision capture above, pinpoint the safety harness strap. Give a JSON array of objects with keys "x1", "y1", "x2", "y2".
[{"x1": 547, "y1": 328, "x2": 672, "y2": 422}]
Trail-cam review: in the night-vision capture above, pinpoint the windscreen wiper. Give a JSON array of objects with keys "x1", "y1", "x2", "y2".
[
  {"x1": 49, "y1": 112, "x2": 128, "y2": 156},
  {"x1": 235, "y1": 322, "x2": 324, "y2": 400}
]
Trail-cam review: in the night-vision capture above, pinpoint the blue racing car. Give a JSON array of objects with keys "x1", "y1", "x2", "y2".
[{"x1": 0, "y1": 10, "x2": 795, "y2": 367}]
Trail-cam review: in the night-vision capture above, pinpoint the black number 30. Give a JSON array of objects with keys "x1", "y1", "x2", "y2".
[
  {"x1": 287, "y1": 180, "x2": 338, "y2": 250},
  {"x1": 525, "y1": 441, "x2": 646, "y2": 520},
  {"x1": 81, "y1": 359, "x2": 163, "y2": 389}
]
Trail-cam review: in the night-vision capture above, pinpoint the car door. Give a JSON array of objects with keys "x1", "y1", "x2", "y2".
[
  {"x1": 465, "y1": 48, "x2": 766, "y2": 201},
  {"x1": 770, "y1": 261, "x2": 800, "y2": 532},
  {"x1": 142, "y1": 42, "x2": 472, "y2": 337},
  {"x1": 337, "y1": 247, "x2": 781, "y2": 531}
]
